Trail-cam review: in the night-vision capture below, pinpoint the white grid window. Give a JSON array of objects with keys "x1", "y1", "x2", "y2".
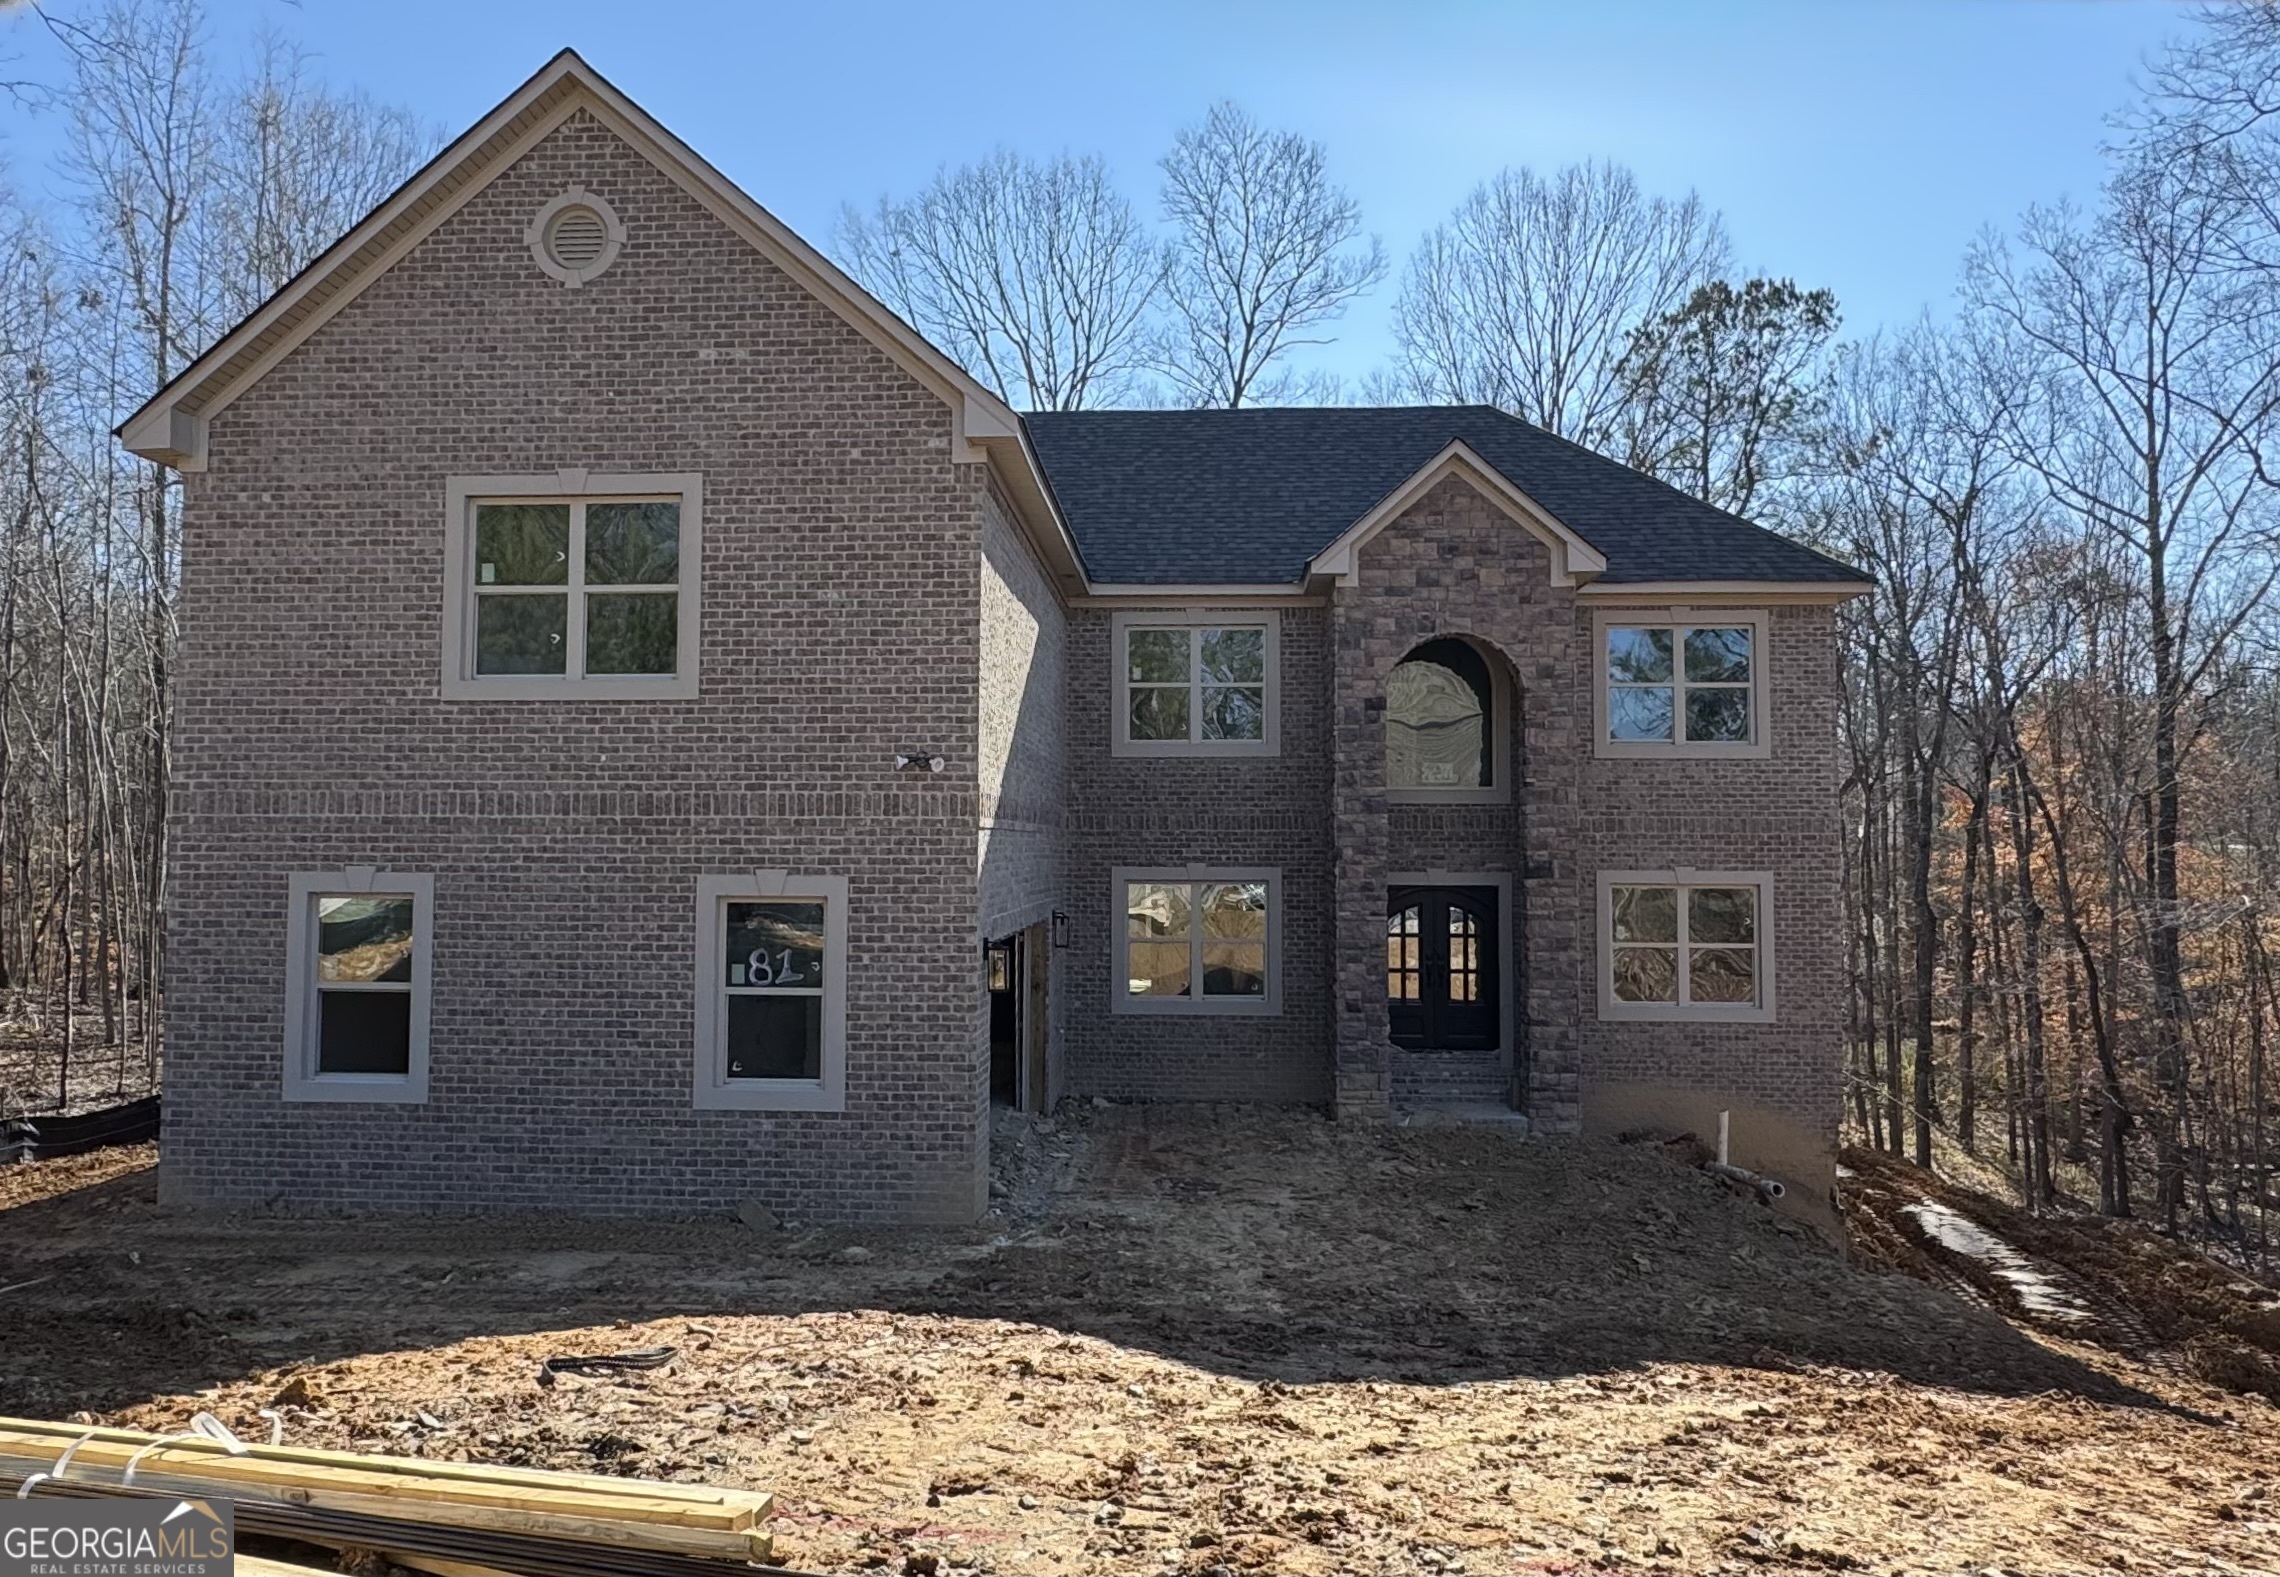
[
  {"x1": 1111, "y1": 611, "x2": 1280, "y2": 757},
  {"x1": 443, "y1": 473, "x2": 702, "y2": 700},
  {"x1": 283, "y1": 870, "x2": 433, "y2": 1103},
  {"x1": 1113, "y1": 867, "x2": 1281, "y2": 1016},
  {"x1": 1594, "y1": 612, "x2": 1770, "y2": 760},
  {"x1": 1598, "y1": 870, "x2": 1775, "y2": 1023}
]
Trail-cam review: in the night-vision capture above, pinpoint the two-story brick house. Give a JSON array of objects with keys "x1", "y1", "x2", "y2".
[{"x1": 121, "y1": 52, "x2": 1869, "y2": 1228}]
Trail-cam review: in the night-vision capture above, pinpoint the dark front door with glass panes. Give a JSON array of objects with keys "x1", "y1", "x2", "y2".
[{"x1": 1386, "y1": 886, "x2": 1498, "y2": 1051}]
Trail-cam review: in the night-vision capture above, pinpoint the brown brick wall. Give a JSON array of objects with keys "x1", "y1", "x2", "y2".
[
  {"x1": 167, "y1": 110, "x2": 992, "y2": 1221},
  {"x1": 978, "y1": 482, "x2": 1068, "y2": 1106},
  {"x1": 1060, "y1": 606, "x2": 1335, "y2": 1104},
  {"x1": 1071, "y1": 475, "x2": 1844, "y2": 1204},
  {"x1": 169, "y1": 104, "x2": 1845, "y2": 1217}
]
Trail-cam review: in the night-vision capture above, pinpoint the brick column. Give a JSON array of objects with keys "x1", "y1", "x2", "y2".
[
  {"x1": 1518, "y1": 642, "x2": 1583, "y2": 1132},
  {"x1": 1331, "y1": 584, "x2": 1392, "y2": 1118}
]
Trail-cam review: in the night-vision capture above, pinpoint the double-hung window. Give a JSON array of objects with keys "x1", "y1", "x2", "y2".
[
  {"x1": 1596, "y1": 612, "x2": 1768, "y2": 757},
  {"x1": 1112, "y1": 611, "x2": 1279, "y2": 756},
  {"x1": 1114, "y1": 867, "x2": 1281, "y2": 1015},
  {"x1": 283, "y1": 869, "x2": 434, "y2": 1102},
  {"x1": 1598, "y1": 870, "x2": 1774, "y2": 1022},
  {"x1": 693, "y1": 874, "x2": 848, "y2": 1111},
  {"x1": 443, "y1": 473, "x2": 702, "y2": 699}
]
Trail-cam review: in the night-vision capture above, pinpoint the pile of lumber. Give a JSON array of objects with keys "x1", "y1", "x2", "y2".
[{"x1": 0, "y1": 1416, "x2": 777, "y2": 1577}]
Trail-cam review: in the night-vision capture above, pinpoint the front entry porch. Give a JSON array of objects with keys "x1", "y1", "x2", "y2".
[{"x1": 1384, "y1": 875, "x2": 1524, "y2": 1122}]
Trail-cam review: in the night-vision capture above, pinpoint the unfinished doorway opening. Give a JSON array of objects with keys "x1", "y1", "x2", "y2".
[{"x1": 985, "y1": 922, "x2": 1050, "y2": 1112}]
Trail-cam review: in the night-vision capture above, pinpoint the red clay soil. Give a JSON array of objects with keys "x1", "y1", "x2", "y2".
[{"x1": 2, "y1": 1112, "x2": 2275, "y2": 1576}]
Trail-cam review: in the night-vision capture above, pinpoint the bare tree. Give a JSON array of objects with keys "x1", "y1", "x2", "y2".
[
  {"x1": 0, "y1": 0, "x2": 428, "y2": 1110},
  {"x1": 203, "y1": 32, "x2": 434, "y2": 323},
  {"x1": 1966, "y1": 147, "x2": 2280, "y2": 1228},
  {"x1": 836, "y1": 151, "x2": 1165, "y2": 410},
  {"x1": 1386, "y1": 160, "x2": 1728, "y2": 446},
  {"x1": 1153, "y1": 101, "x2": 1384, "y2": 408}
]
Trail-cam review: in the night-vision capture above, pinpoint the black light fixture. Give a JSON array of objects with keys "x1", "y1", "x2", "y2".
[
  {"x1": 1051, "y1": 910, "x2": 1071, "y2": 947},
  {"x1": 894, "y1": 751, "x2": 947, "y2": 773}
]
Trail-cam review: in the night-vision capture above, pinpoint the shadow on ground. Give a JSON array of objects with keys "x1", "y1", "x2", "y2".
[{"x1": 0, "y1": 1108, "x2": 2208, "y2": 1421}]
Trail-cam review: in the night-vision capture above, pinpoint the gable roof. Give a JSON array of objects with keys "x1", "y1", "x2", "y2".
[
  {"x1": 1021, "y1": 405, "x2": 1868, "y2": 592},
  {"x1": 114, "y1": 48, "x2": 1088, "y2": 592}
]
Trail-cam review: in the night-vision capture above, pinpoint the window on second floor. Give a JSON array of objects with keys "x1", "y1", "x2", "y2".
[
  {"x1": 1387, "y1": 636, "x2": 1504, "y2": 801},
  {"x1": 1111, "y1": 611, "x2": 1280, "y2": 757},
  {"x1": 1596, "y1": 612, "x2": 1769, "y2": 758},
  {"x1": 442, "y1": 473, "x2": 702, "y2": 700}
]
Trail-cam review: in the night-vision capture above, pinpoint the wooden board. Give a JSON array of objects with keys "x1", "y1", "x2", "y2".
[{"x1": 0, "y1": 1418, "x2": 773, "y2": 1562}]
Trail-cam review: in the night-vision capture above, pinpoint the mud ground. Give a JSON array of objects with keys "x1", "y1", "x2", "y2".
[{"x1": 2, "y1": 1106, "x2": 2275, "y2": 1575}]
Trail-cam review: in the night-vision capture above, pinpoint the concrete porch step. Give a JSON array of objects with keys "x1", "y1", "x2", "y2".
[{"x1": 1395, "y1": 1102, "x2": 1532, "y2": 1132}]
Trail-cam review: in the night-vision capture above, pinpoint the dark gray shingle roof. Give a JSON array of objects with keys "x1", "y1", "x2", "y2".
[{"x1": 1021, "y1": 404, "x2": 1866, "y2": 587}]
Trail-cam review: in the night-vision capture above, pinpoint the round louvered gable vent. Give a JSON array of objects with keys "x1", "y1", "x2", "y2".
[
  {"x1": 545, "y1": 205, "x2": 609, "y2": 270},
  {"x1": 526, "y1": 187, "x2": 624, "y2": 286}
]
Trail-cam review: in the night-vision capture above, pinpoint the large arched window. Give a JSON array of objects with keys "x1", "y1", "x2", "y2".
[{"x1": 1387, "y1": 638, "x2": 1495, "y2": 791}]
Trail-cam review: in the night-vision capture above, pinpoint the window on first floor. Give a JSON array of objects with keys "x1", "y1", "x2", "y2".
[
  {"x1": 283, "y1": 869, "x2": 433, "y2": 1102},
  {"x1": 1114, "y1": 868, "x2": 1281, "y2": 1015},
  {"x1": 443, "y1": 473, "x2": 703, "y2": 700},
  {"x1": 1112, "y1": 611, "x2": 1280, "y2": 756},
  {"x1": 1598, "y1": 870, "x2": 1775, "y2": 1022},
  {"x1": 693, "y1": 873, "x2": 848, "y2": 1111}
]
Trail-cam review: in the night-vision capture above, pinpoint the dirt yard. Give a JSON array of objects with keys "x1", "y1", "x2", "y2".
[{"x1": 3, "y1": 1107, "x2": 2275, "y2": 1575}]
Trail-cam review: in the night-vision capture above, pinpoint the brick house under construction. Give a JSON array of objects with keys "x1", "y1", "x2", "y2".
[{"x1": 120, "y1": 51, "x2": 1871, "y2": 1227}]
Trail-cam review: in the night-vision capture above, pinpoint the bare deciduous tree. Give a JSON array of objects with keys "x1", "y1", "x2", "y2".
[
  {"x1": 1153, "y1": 101, "x2": 1383, "y2": 408},
  {"x1": 1386, "y1": 160, "x2": 1728, "y2": 446},
  {"x1": 836, "y1": 151, "x2": 1165, "y2": 411}
]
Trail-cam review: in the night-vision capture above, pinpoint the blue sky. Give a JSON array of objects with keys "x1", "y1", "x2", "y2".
[{"x1": 0, "y1": 0, "x2": 2198, "y2": 389}]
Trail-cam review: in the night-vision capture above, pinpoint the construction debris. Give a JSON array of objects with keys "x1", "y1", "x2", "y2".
[
  {"x1": 6, "y1": 1116, "x2": 2279, "y2": 1574},
  {"x1": 0, "y1": 1415, "x2": 773, "y2": 1571}
]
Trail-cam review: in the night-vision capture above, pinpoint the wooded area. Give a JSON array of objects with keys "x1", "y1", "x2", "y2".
[{"x1": 4, "y1": 0, "x2": 2279, "y2": 1270}]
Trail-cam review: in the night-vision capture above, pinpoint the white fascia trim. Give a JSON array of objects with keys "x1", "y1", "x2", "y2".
[
  {"x1": 1596, "y1": 867, "x2": 1778, "y2": 1025},
  {"x1": 282, "y1": 868, "x2": 435, "y2": 1104},
  {"x1": 1389, "y1": 870, "x2": 1515, "y2": 1058},
  {"x1": 1111, "y1": 865, "x2": 1284, "y2": 1017},
  {"x1": 1077, "y1": 583, "x2": 1319, "y2": 606},
  {"x1": 1309, "y1": 441, "x2": 1608, "y2": 588},
  {"x1": 118, "y1": 62, "x2": 593, "y2": 470},
  {"x1": 693, "y1": 871, "x2": 850, "y2": 1113},
  {"x1": 1581, "y1": 579, "x2": 1871, "y2": 604}
]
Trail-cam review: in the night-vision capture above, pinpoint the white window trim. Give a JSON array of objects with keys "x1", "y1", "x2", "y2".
[
  {"x1": 1386, "y1": 637, "x2": 1512, "y2": 806},
  {"x1": 1596, "y1": 868, "x2": 1777, "y2": 1024},
  {"x1": 283, "y1": 868, "x2": 434, "y2": 1103},
  {"x1": 1112, "y1": 865, "x2": 1283, "y2": 1017},
  {"x1": 693, "y1": 872, "x2": 849, "y2": 1112},
  {"x1": 1591, "y1": 609, "x2": 1771, "y2": 761},
  {"x1": 1110, "y1": 608, "x2": 1281, "y2": 758},
  {"x1": 442, "y1": 471, "x2": 703, "y2": 701}
]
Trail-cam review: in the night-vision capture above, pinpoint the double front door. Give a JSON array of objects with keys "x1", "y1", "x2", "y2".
[{"x1": 1387, "y1": 885, "x2": 1499, "y2": 1051}]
